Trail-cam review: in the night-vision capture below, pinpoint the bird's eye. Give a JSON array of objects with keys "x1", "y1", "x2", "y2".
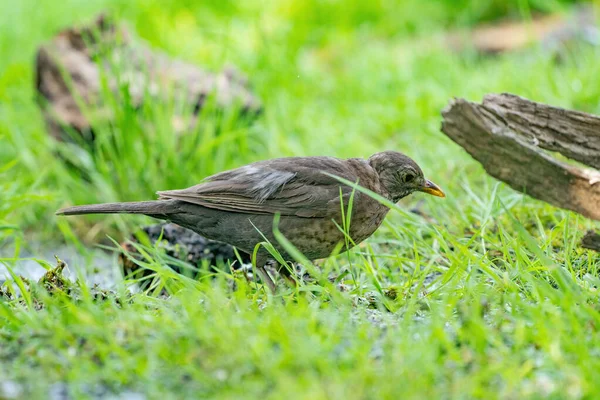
[{"x1": 404, "y1": 173, "x2": 415, "y2": 183}]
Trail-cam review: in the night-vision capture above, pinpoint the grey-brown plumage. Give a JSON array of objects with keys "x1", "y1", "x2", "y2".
[{"x1": 57, "y1": 151, "x2": 445, "y2": 291}]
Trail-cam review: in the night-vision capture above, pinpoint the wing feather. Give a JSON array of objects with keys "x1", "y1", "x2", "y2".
[{"x1": 157, "y1": 157, "x2": 375, "y2": 217}]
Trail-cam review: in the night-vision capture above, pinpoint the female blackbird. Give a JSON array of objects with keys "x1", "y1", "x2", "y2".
[{"x1": 57, "y1": 151, "x2": 445, "y2": 291}]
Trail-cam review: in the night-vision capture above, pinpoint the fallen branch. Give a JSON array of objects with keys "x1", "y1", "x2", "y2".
[
  {"x1": 441, "y1": 93, "x2": 600, "y2": 252},
  {"x1": 36, "y1": 14, "x2": 261, "y2": 142},
  {"x1": 441, "y1": 93, "x2": 600, "y2": 221}
]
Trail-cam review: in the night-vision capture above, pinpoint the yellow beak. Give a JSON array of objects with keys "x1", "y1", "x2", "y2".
[{"x1": 420, "y1": 179, "x2": 445, "y2": 198}]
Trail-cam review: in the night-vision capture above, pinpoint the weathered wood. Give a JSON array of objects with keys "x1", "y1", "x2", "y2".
[
  {"x1": 481, "y1": 94, "x2": 600, "y2": 169},
  {"x1": 441, "y1": 93, "x2": 600, "y2": 221},
  {"x1": 36, "y1": 15, "x2": 261, "y2": 142},
  {"x1": 581, "y1": 230, "x2": 600, "y2": 252}
]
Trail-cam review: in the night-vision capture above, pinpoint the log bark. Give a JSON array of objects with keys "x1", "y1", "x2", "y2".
[
  {"x1": 441, "y1": 93, "x2": 600, "y2": 221},
  {"x1": 36, "y1": 15, "x2": 261, "y2": 142}
]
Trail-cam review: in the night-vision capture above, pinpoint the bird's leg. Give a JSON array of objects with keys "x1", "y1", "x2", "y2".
[
  {"x1": 279, "y1": 263, "x2": 298, "y2": 288},
  {"x1": 257, "y1": 267, "x2": 277, "y2": 294},
  {"x1": 255, "y1": 255, "x2": 277, "y2": 293},
  {"x1": 283, "y1": 273, "x2": 298, "y2": 288}
]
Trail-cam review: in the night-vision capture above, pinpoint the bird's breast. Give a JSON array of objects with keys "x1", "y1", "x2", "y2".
[{"x1": 347, "y1": 203, "x2": 390, "y2": 245}]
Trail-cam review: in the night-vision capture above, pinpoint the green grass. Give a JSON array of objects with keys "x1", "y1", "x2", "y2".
[{"x1": 1, "y1": 0, "x2": 600, "y2": 398}]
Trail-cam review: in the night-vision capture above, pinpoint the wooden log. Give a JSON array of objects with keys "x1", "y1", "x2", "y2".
[
  {"x1": 441, "y1": 93, "x2": 600, "y2": 221},
  {"x1": 36, "y1": 15, "x2": 261, "y2": 142}
]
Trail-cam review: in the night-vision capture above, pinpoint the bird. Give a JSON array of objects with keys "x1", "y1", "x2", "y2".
[{"x1": 56, "y1": 151, "x2": 445, "y2": 291}]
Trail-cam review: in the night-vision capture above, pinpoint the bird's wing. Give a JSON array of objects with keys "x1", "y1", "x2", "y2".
[{"x1": 157, "y1": 157, "x2": 375, "y2": 217}]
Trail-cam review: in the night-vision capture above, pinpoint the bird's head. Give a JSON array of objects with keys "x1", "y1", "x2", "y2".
[{"x1": 368, "y1": 151, "x2": 445, "y2": 203}]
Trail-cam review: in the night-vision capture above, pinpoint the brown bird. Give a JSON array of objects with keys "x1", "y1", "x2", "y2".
[{"x1": 56, "y1": 151, "x2": 445, "y2": 291}]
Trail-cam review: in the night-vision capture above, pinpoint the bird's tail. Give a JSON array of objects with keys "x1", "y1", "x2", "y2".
[{"x1": 56, "y1": 200, "x2": 176, "y2": 216}]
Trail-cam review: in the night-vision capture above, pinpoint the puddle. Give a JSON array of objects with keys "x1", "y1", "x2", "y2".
[{"x1": 0, "y1": 242, "x2": 119, "y2": 288}]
